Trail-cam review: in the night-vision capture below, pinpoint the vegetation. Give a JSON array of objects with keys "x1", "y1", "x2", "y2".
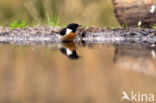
[
  {"x1": 8, "y1": 16, "x2": 62, "y2": 28},
  {"x1": 0, "y1": 0, "x2": 118, "y2": 27},
  {"x1": 152, "y1": 25, "x2": 156, "y2": 29},
  {"x1": 9, "y1": 20, "x2": 28, "y2": 28},
  {"x1": 46, "y1": 14, "x2": 62, "y2": 27},
  {"x1": 0, "y1": 0, "x2": 155, "y2": 28}
]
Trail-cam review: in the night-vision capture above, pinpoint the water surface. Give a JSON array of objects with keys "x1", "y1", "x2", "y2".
[{"x1": 0, "y1": 43, "x2": 156, "y2": 103}]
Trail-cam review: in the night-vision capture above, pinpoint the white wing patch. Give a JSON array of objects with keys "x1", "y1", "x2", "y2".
[
  {"x1": 150, "y1": 5, "x2": 156, "y2": 14},
  {"x1": 66, "y1": 48, "x2": 72, "y2": 55},
  {"x1": 66, "y1": 28, "x2": 72, "y2": 35}
]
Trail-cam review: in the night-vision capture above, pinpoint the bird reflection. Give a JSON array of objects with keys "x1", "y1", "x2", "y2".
[{"x1": 59, "y1": 42, "x2": 80, "y2": 60}]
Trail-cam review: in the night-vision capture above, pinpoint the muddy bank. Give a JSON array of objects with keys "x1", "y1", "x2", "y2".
[
  {"x1": 0, "y1": 26, "x2": 61, "y2": 44},
  {"x1": 0, "y1": 26, "x2": 156, "y2": 45},
  {"x1": 81, "y1": 27, "x2": 156, "y2": 45}
]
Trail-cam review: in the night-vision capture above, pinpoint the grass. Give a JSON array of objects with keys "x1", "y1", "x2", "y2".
[
  {"x1": 0, "y1": 0, "x2": 119, "y2": 27},
  {"x1": 152, "y1": 25, "x2": 156, "y2": 29},
  {"x1": 46, "y1": 14, "x2": 62, "y2": 27},
  {"x1": 9, "y1": 20, "x2": 28, "y2": 28},
  {"x1": 7, "y1": 19, "x2": 156, "y2": 29},
  {"x1": 8, "y1": 18, "x2": 62, "y2": 29}
]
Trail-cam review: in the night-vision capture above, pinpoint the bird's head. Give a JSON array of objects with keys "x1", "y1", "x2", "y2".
[{"x1": 66, "y1": 23, "x2": 82, "y2": 32}]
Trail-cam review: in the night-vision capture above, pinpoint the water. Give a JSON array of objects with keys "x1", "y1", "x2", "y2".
[{"x1": 0, "y1": 43, "x2": 156, "y2": 103}]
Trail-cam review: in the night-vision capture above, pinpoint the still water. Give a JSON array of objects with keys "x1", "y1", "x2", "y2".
[{"x1": 0, "y1": 43, "x2": 156, "y2": 103}]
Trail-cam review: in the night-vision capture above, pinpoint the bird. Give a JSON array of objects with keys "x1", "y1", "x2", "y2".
[
  {"x1": 59, "y1": 23, "x2": 81, "y2": 41},
  {"x1": 59, "y1": 42, "x2": 80, "y2": 60}
]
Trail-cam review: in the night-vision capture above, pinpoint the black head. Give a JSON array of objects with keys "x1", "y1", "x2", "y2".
[{"x1": 66, "y1": 23, "x2": 81, "y2": 32}]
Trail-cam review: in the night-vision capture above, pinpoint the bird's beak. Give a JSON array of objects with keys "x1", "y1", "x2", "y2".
[{"x1": 79, "y1": 24, "x2": 82, "y2": 26}]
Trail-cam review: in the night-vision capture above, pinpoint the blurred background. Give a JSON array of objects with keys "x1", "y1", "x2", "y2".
[{"x1": 0, "y1": 0, "x2": 119, "y2": 27}]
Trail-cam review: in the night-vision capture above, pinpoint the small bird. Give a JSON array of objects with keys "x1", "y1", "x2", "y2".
[{"x1": 59, "y1": 23, "x2": 81, "y2": 41}]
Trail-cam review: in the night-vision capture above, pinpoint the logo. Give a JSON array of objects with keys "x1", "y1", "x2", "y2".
[{"x1": 121, "y1": 91, "x2": 155, "y2": 102}]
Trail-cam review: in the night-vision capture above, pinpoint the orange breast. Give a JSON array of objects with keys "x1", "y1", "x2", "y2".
[{"x1": 61, "y1": 32, "x2": 77, "y2": 41}]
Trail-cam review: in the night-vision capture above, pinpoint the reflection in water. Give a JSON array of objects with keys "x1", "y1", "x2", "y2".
[
  {"x1": 59, "y1": 42, "x2": 156, "y2": 77},
  {"x1": 59, "y1": 43, "x2": 80, "y2": 60},
  {"x1": 114, "y1": 45, "x2": 156, "y2": 77},
  {"x1": 0, "y1": 43, "x2": 156, "y2": 103}
]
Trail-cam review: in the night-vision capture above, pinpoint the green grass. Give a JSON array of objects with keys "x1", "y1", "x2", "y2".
[
  {"x1": 8, "y1": 18, "x2": 63, "y2": 28},
  {"x1": 9, "y1": 20, "x2": 28, "y2": 28},
  {"x1": 152, "y1": 25, "x2": 156, "y2": 29},
  {"x1": 46, "y1": 14, "x2": 62, "y2": 27}
]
